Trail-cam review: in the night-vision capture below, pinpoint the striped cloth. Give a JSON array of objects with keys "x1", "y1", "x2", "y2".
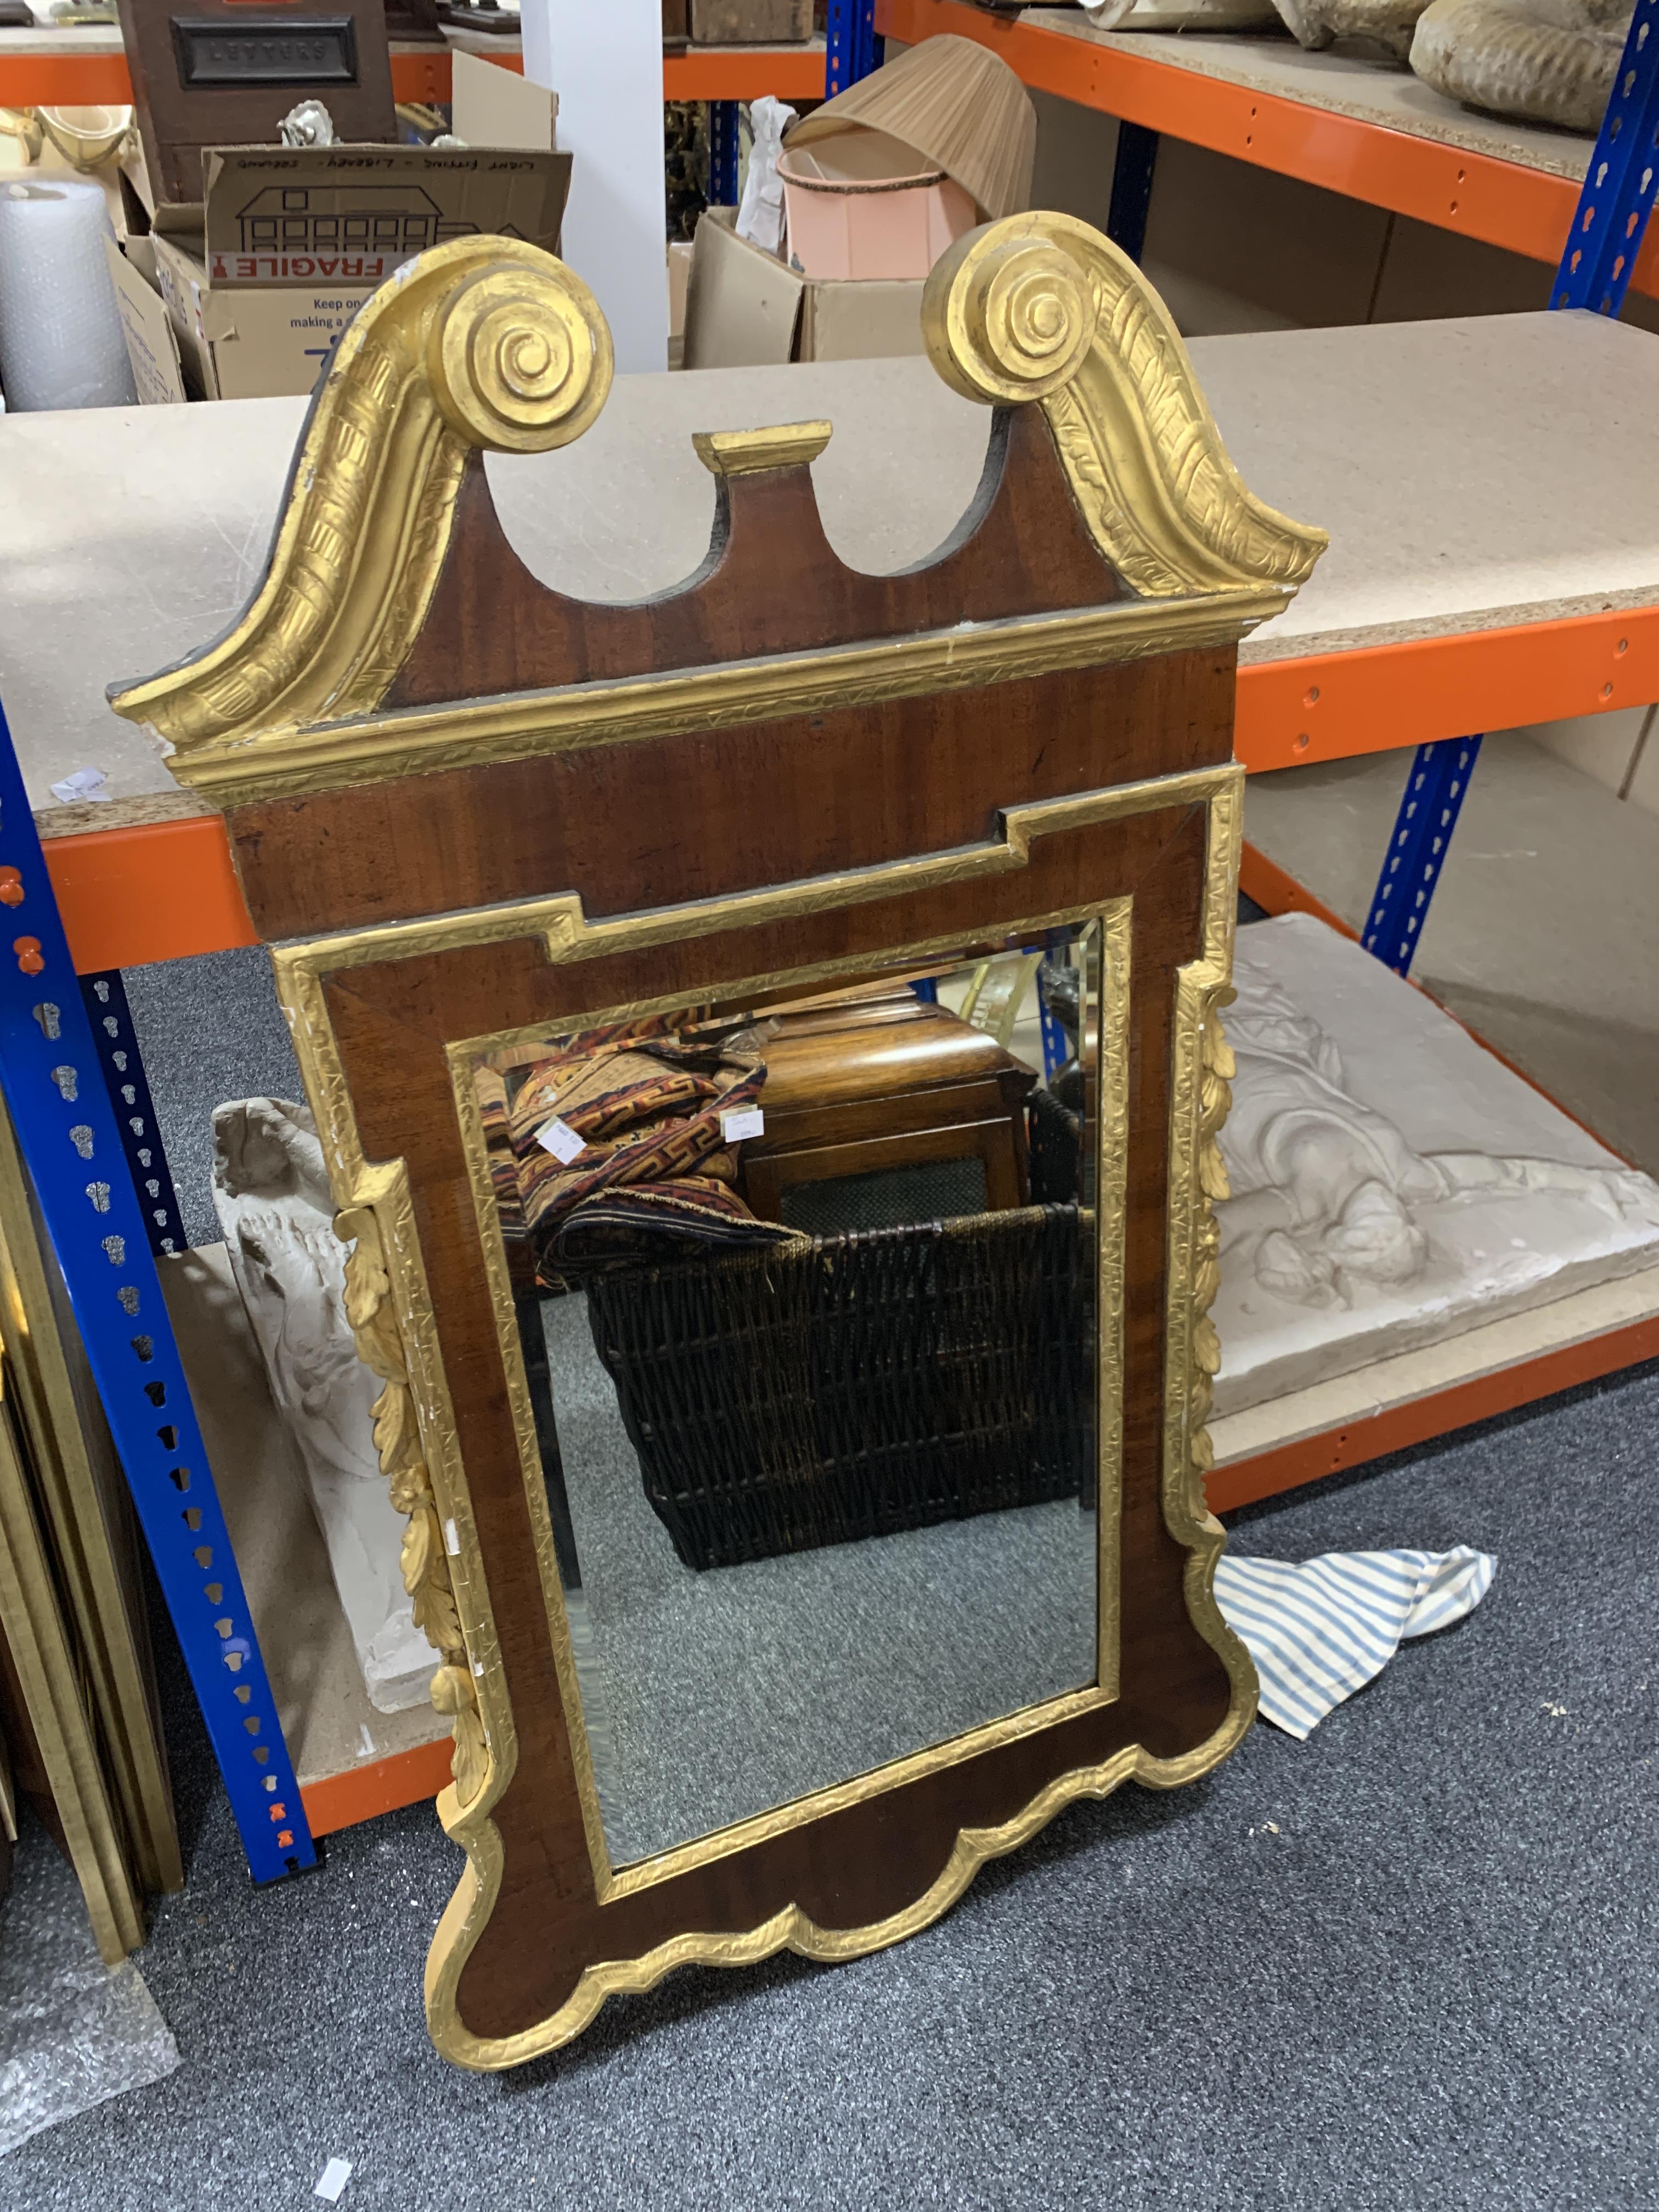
[{"x1": 1214, "y1": 1547, "x2": 1496, "y2": 1739}]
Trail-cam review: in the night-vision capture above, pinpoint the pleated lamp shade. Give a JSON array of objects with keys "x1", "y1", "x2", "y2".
[{"x1": 784, "y1": 35, "x2": 1037, "y2": 222}]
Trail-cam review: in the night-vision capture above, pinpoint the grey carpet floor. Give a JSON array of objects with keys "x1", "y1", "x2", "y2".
[
  {"x1": 122, "y1": 945, "x2": 305, "y2": 1253},
  {"x1": 543, "y1": 1290, "x2": 1097, "y2": 1865},
  {"x1": 6, "y1": 1357, "x2": 1656, "y2": 2212}
]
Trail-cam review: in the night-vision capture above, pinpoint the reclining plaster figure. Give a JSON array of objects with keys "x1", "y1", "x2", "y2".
[{"x1": 1080, "y1": 0, "x2": 1282, "y2": 32}]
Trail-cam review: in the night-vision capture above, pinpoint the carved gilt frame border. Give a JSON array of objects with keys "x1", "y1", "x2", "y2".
[{"x1": 270, "y1": 759, "x2": 1250, "y2": 2068}]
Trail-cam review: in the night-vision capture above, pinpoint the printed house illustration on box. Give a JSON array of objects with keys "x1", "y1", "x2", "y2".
[{"x1": 235, "y1": 184, "x2": 527, "y2": 261}]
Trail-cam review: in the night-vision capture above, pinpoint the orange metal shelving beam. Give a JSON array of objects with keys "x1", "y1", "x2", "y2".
[
  {"x1": 0, "y1": 40, "x2": 826, "y2": 106},
  {"x1": 879, "y1": 0, "x2": 1659, "y2": 301},
  {"x1": 1235, "y1": 601, "x2": 1659, "y2": 771}
]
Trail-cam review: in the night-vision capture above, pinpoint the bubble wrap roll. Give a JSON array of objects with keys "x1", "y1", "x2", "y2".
[{"x1": 0, "y1": 178, "x2": 139, "y2": 413}]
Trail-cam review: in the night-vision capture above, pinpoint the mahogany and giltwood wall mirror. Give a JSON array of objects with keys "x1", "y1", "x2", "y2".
[{"x1": 111, "y1": 213, "x2": 1325, "y2": 2068}]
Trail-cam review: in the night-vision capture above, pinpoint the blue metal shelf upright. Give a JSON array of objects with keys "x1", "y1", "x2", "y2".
[
  {"x1": 0, "y1": 709, "x2": 315, "y2": 1886},
  {"x1": 1364, "y1": 0, "x2": 1659, "y2": 974},
  {"x1": 826, "y1": 0, "x2": 881, "y2": 97}
]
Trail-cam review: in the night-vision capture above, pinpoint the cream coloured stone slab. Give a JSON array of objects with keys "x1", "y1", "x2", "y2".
[
  {"x1": 1245, "y1": 735, "x2": 1659, "y2": 1172},
  {"x1": 1210, "y1": 1260, "x2": 1659, "y2": 1463},
  {"x1": 1020, "y1": 8, "x2": 1593, "y2": 177},
  {"x1": 4, "y1": 313, "x2": 1659, "y2": 809}
]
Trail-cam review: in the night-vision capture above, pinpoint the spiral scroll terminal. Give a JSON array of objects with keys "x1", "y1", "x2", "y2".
[{"x1": 428, "y1": 257, "x2": 614, "y2": 455}]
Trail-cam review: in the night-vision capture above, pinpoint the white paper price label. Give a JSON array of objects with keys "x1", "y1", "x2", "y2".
[
  {"x1": 720, "y1": 1105, "x2": 765, "y2": 1144},
  {"x1": 536, "y1": 1116, "x2": 588, "y2": 1164}
]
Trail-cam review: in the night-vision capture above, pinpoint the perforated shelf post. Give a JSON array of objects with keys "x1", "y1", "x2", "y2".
[
  {"x1": 0, "y1": 702, "x2": 315, "y2": 1885},
  {"x1": 826, "y1": 0, "x2": 879, "y2": 98},
  {"x1": 1364, "y1": 4, "x2": 1659, "y2": 974},
  {"x1": 1360, "y1": 736, "x2": 1483, "y2": 974},
  {"x1": 709, "y1": 98, "x2": 740, "y2": 209}
]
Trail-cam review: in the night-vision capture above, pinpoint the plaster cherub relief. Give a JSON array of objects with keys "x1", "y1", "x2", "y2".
[
  {"x1": 1211, "y1": 917, "x2": 1659, "y2": 1414},
  {"x1": 1219, "y1": 968, "x2": 1657, "y2": 1307}
]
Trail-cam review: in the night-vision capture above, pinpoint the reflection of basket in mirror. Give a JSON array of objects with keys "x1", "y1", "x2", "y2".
[{"x1": 585, "y1": 1201, "x2": 1095, "y2": 1571}]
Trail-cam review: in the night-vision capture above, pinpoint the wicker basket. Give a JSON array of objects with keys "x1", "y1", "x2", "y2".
[
  {"x1": 1026, "y1": 1086, "x2": 1085, "y2": 1209},
  {"x1": 583, "y1": 1203, "x2": 1094, "y2": 1571}
]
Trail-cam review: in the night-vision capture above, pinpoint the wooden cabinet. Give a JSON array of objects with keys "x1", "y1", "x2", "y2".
[{"x1": 741, "y1": 983, "x2": 1035, "y2": 1230}]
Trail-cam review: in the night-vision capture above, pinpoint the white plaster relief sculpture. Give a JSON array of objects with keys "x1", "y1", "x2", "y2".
[
  {"x1": 1410, "y1": 0, "x2": 1631, "y2": 132},
  {"x1": 212, "y1": 1098, "x2": 436, "y2": 1713},
  {"x1": 1211, "y1": 915, "x2": 1659, "y2": 1415},
  {"x1": 1270, "y1": 0, "x2": 1429, "y2": 59}
]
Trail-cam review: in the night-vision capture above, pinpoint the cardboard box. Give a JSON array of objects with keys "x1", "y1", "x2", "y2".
[
  {"x1": 689, "y1": 0, "x2": 813, "y2": 38},
  {"x1": 201, "y1": 142, "x2": 572, "y2": 286},
  {"x1": 114, "y1": 136, "x2": 572, "y2": 403},
  {"x1": 449, "y1": 48, "x2": 557, "y2": 154},
  {"x1": 668, "y1": 237, "x2": 694, "y2": 340},
  {"x1": 149, "y1": 230, "x2": 376, "y2": 398},
  {"x1": 117, "y1": 0, "x2": 398, "y2": 209},
  {"x1": 105, "y1": 236, "x2": 188, "y2": 406},
  {"x1": 681, "y1": 206, "x2": 926, "y2": 369}
]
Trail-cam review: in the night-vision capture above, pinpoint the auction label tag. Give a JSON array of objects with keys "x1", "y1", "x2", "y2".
[
  {"x1": 536, "y1": 1116, "x2": 588, "y2": 1164},
  {"x1": 720, "y1": 1106, "x2": 765, "y2": 1144}
]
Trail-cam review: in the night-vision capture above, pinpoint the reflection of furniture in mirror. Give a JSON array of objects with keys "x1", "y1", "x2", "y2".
[
  {"x1": 739, "y1": 984, "x2": 1035, "y2": 1233},
  {"x1": 110, "y1": 210, "x2": 1323, "y2": 2066},
  {"x1": 960, "y1": 946, "x2": 1045, "y2": 1049}
]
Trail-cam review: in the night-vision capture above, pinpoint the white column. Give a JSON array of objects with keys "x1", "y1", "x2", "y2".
[{"x1": 518, "y1": 0, "x2": 669, "y2": 375}]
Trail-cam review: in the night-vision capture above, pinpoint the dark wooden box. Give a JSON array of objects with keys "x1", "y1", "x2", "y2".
[
  {"x1": 117, "y1": 0, "x2": 397, "y2": 208},
  {"x1": 690, "y1": 0, "x2": 814, "y2": 42}
]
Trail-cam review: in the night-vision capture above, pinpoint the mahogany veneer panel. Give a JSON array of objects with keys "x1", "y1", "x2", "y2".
[
  {"x1": 226, "y1": 648, "x2": 1234, "y2": 941},
  {"x1": 387, "y1": 406, "x2": 1124, "y2": 709}
]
